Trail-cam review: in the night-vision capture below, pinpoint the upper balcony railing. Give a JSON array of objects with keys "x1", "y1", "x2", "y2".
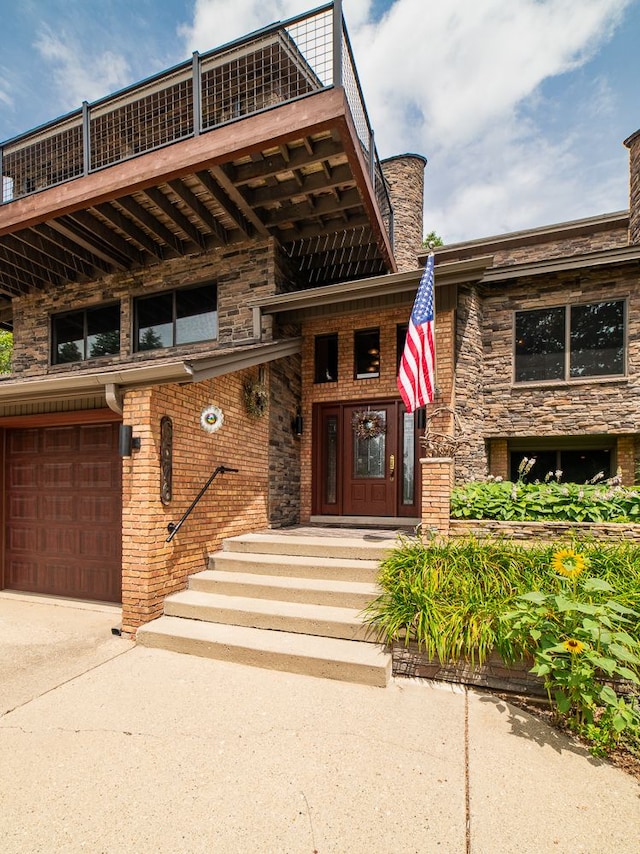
[{"x1": 0, "y1": 1, "x2": 392, "y2": 244}]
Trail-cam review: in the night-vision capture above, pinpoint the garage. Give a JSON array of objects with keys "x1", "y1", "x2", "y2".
[{"x1": 4, "y1": 421, "x2": 122, "y2": 603}]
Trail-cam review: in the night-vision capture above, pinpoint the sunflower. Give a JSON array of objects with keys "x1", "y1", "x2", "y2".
[
  {"x1": 552, "y1": 548, "x2": 586, "y2": 579},
  {"x1": 562, "y1": 638, "x2": 585, "y2": 655}
]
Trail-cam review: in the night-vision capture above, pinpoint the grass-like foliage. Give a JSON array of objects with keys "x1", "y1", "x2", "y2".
[
  {"x1": 364, "y1": 536, "x2": 640, "y2": 752},
  {"x1": 364, "y1": 536, "x2": 640, "y2": 664}
]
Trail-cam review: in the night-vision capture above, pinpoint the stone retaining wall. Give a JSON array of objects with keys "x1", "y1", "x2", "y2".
[{"x1": 449, "y1": 519, "x2": 640, "y2": 542}]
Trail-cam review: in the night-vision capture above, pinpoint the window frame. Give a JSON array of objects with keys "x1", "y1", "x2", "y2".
[
  {"x1": 513, "y1": 298, "x2": 627, "y2": 385},
  {"x1": 51, "y1": 302, "x2": 121, "y2": 365},
  {"x1": 133, "y1": 282, "x2": 218, "y2": 353}
]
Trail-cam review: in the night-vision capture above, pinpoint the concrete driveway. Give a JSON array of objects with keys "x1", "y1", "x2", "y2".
[{"x1": 0, "y1": 593, "x2": 638, "y2": 853}]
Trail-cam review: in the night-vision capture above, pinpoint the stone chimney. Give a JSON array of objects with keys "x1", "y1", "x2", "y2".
[
  {"x1": 381, "y1": 153, "x2": 427, "y2": 272},
  {"x1": 624, "y1": 129, "x2": 640, "y2": 245}
]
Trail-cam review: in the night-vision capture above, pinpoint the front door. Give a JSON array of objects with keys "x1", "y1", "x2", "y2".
[{"x1": 314, "y1": 400, "x2": 421, "y2": 518}]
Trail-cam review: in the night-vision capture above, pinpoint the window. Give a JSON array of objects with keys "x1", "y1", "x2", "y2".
[
  {"x1": 52, "y1": 304, "x2": 120, "y2": 364},
  {"x1": 509, "y1": 448, "x2": 613, "y2": 484},
  {"x1": 396, "y1": 324, "x2": 408, "y2": 371},
  {"x1": 515, "y1": 300, "x2": 624, "y2": 382},
  {"x1": 314, "y1": 333, "x2": 338, "y2": 383},
  {"x1": 134, "y1": 283, "x2": 217, "y2": 352},
  {"x1": 354, "y1": 328, "x2": 380, "y2": 379}
]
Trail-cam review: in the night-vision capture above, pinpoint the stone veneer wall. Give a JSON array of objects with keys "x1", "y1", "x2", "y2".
[
  {"x1": 380, "y1": 154, "x2": 427, "y2": 273},
  {"x1": 450, "y1": 519, "x2": 640, "y2": 542},
  {"x1": 627, "y1": 131, "x2": 640, "y2": 246},
  {"x1": 475, "y1": 266, "x2": 640, "y2": 477},
  {"x1": 10, "y1": 238, "x2": 278, "y2": 376},
  {"x1": 121, "y1": 368, "x2": 271, "y2": 634},
  {"x1": 436, "y1": 222, "x2": 629, "y2": 268},
  {"x1": 454, "y1": 284, "x2": 487, "y2": 482},
  {"x1": 268, "y1": 353, "x2": 302, "y2": 527}
]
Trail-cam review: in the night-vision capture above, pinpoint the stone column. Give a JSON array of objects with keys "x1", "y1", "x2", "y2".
[
  {"x1": 420, "y1": 457, "x2": 455, "y2": 538},
  {"x1": 381, "y1": 153, "x2": 427, "y2": 272},
  {"x1": 624, "y1": 129, "x2": 640, "y2": 246}
]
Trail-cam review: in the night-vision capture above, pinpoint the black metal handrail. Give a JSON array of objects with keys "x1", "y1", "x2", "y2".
[{"x1": 166, "y1": 465, "x2": 239, "y2": 543}]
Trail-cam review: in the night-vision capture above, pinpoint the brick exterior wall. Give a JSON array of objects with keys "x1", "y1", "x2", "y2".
[
  {"x1": 10, "y1": 238, "x2": 279, "y2": 376},
  {"x1": 381, "y1": 154, "x2": 427, "y2": 273},
  {"x1": 121, "y1": 369, "x2": 271, "y2": 633},
  {"x1": 299, "y1": 296, "x2": 456, "y2": 520}
]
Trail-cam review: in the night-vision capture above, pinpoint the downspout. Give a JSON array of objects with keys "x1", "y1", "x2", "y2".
[{"x1": 105, "y1": 382, "x2": 123, "y2": 416}]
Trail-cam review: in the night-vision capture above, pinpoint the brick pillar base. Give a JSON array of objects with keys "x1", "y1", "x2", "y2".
[
  {"x1": 616, "y1": 435, "x2": 636, "y2": 485},
  {"x1": 421, "y1": 457, "x2": 454, "y2": 538}
]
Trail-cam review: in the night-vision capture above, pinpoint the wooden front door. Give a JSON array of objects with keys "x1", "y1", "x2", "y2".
[
  {"x1": 314, "y1": 400, "x2": 421, "y2": 518},
  {"x1": 4, "y1": 423, "x2": 122, "y2": 603}
]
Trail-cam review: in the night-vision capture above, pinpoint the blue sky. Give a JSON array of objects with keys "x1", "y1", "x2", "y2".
[{"x1": 1, "y1": 0, "x2": 638, "y2": 244}]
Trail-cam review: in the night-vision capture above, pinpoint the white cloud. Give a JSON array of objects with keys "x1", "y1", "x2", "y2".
[
  {"x1": 177, "y1": 0, "x2": 633, "y2": 242},
  {"x1": 34, "y1": 26, "x2": 131, "y2": 109}
]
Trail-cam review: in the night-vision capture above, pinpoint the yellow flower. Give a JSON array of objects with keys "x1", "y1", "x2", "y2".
[
  {"x1": 552, "y1": 548, "x2": 586, "y2": 579},
  {"x1": 562, "y1": 638, "x2": 585, "y2": 655}
]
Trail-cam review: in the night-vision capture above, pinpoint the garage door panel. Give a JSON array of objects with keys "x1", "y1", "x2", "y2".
[
  {"x1": 7, "y1": 430, "x2": 39, "y2": 454},
  {"x1": 42, "y1": 427, "x2": 77, "y2": 453},
  {"x1": 77, "y1": 460, "x2": 118, "y2": 489},
  {"x1": 5, "y1": 423, "x2": 122, "y2": 603},
  {"x1": 41, "y1": 462, "x2": 75, "y2": 488},
  {"x1": 8, "y1": 461, "x2": 39, "y2": 488},
  {"x1": 40, "y1": 495, "x2": 76, "y2": 522},
  {"x1": 7, "y1": 495, "x2": 38, "y2": 521}
]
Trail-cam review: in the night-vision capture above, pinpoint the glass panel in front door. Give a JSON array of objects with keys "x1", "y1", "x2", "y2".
[
  {"x1": 353, "y1": 410, "x2": 386, "y2": 478},
  {"x1": 402, "y1": 411, "x2": 415, "y2": 504}
]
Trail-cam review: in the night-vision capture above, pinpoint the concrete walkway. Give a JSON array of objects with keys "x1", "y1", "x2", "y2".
[{"x1": 0, "y1": 594, "x2": 638, "y2": 853}]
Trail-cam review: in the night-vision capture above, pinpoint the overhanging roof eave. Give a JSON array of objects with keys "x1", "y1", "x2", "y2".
[
  {"x1": 251, "y1": 255, "x2": 494, "y2": 315},
  {"x1": 481, "y1": 245, "x2": 640, "y2": 283}
]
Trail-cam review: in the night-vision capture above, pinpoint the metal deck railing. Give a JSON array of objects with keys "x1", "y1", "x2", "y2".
[{"x1": 0, "y1": 1, "x2": 392, "y2": 245}]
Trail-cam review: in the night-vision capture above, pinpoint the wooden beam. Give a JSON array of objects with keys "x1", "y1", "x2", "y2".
[
  {"x1": 115, "y1": 197, "x2": 185, "y2": 257},
  {"x1": 262, "y1": 186, "x2": 363, "y2": 228},
  {"x1": 47, "y1": 219, "x2": 126, "y2": 271},
  {"x1": 143, "y1": 186, "x2": 205, "y2": 251},
  {"x1": 276, "y1": 214, "x2": 372, "y2": 245},
  {"x1": 32, "y1": 223, "x2": 113, "y2": 274},
  {"x1": 94, "y1": 202, "x2": 165, "y2": 260},
  {"x1": 68, "y1": 209, "x2": 143, "y2": 265},
  {"x1": 1, "y1": 233, "x2": 80, "y2": 282},
  {"x1": 247, "y1": 163, "x2": 353, "y2": 207},
  {"x1": 209, "y1": 166, "x2": 270, "y2": 237},
  {"x1": 166, "y1": 179, "x2": 228, "y2": 245},
  {"x1": 12, "y1": 228, "x2": 96, "y2": 279},
  {"x1": 0, "y1": 245, "x2": 52, "y2": 289},
  {"x1": 193, "y1": 170, "x2": 253, "y2": 238},
  {"x1": 230, "y1": 137, "x2": 344, "y2": 186}
]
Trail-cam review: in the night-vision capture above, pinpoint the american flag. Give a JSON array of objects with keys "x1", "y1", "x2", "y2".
[{"x1": 397, "y1": 253, "x2": 436, "y2": 412}]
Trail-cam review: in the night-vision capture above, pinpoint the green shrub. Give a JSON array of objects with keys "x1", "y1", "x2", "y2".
[
  {"x1": 502, "y1": 547, "x2": 640, "y2": 749},
  {"x1": 364, "y1": 537, "x2": 640, "y2": 665},
  {"x1": 451, "y1": 479, "x2": 640, "y2": 523}
]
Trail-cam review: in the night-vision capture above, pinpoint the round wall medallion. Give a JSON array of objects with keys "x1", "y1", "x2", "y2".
[{"x1": 200, "y1": 404, "x2": 224, "y2": 434}]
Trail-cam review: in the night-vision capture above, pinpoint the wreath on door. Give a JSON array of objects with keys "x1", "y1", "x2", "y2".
[{"x1": 352, "y1": 410, "x2": 386, "y2": 440}]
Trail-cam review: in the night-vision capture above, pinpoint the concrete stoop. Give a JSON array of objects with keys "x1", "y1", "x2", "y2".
[{"x1": 136, "y1": 531, "x2": 397, "y2": 687}]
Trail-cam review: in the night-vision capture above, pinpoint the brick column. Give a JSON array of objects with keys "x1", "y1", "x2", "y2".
[
  {"x1": 488, "y1": 439, "x2": 508, "y2": 480},
  {"x1": 616, "y1": 435, "x2": 636, "y2": 485},
  {"x1": 421, "y1": 457, "x2": 454, "y2": 538}
]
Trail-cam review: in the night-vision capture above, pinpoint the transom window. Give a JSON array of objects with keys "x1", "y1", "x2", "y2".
[
  {"x1": 514, "y1": 300, "x2": 625, "y2": 383},
  {"x1": 354, "y1": 328, "x2": 380, "y2": 379},
  {"x1": 134, "y1": 283, "x2": 217, "y2": 351},
  {"x1": 314, "y1": 333, "x2": 338, "y2": 383},
  {"x1": 52, "y1": 304, "x2": 120, "y2": 364}
]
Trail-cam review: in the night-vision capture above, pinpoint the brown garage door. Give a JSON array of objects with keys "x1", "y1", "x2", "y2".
[{"x1": 4, "y1": 422, "x2": 122, "y2": 603}]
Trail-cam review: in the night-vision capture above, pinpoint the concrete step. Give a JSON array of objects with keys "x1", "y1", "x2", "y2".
[
  {"x1": 164, "y1": 589, "x2": 373, "y2": 642},
  {"x1": 189, "y1": 569, "x2": 379, "y2": 609},
  {"x1": 136, "y1": 616, "x2": 391, "y2": 687},
  {"x1": 209, "y1": 550, "x2": 380, "y2": 583},
  {"x1": 222, "y1": 532, "x2": 397, "y2": 562}
]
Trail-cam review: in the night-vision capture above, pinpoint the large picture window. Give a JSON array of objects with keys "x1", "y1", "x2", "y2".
[
  {"x1": 52, "y1": 304, "x2": 120, "y2": 364},
  {"x1": 514, "y1": 300, "x2": 625, "y2": 383},
  {"x1": 134, "y1": 283, "x2": 217, "y2": 351}
]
